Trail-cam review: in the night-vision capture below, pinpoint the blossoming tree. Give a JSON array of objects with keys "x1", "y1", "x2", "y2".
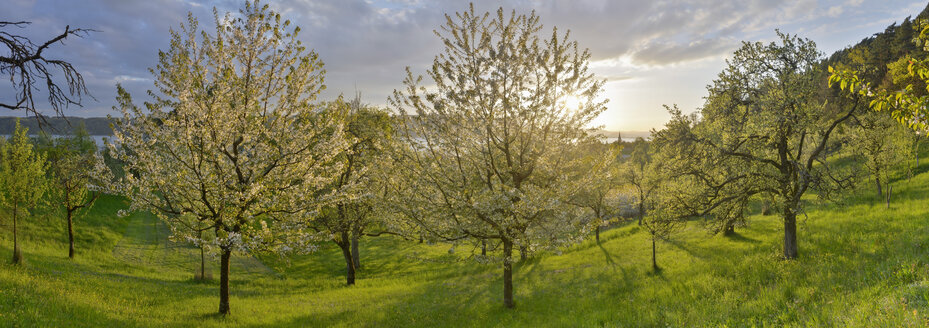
[
  {"x1": 389, "y1": 5, "x2": 608, "y2": 308},
  {"x1": 109, "y1": 1, "x2": 347, "y2": 315}
]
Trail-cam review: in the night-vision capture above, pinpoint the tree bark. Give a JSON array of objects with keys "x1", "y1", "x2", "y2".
[
  {"x1": 637, "y1": 203, "x2": 644, "y2": 226},
  {"x1": 519, "y1": 245, "x2": 527, "y2": 261},
  {"x1": 219, "y1": 247, "x2": 231, "y2": 315},
  {"x1": 783, "y1": 207, "x2": 798, "y2": 260},
  {"x1": 339, "y1": 231, "x2": 356, "y2": 286},
  {"x1": 67, "y1": 209, "x2": 75, "y2": 259},
  {"x1": 481, "y1": 239, "x2": 487, "y2": 256},
  {"x1": 12, "y1": 203, "x2": 21, "y2": 264},
  {"x1": 651, "y1": 237, "x2": 658, "y2": 271},
  {"x1": 502, "y1": 239, "x2": 515, "y2": 309},
  {"x1": 595, "y1": 226, "x2": 600, "y2": 243},
  {"x1": 351, "y1": 228, "x2": 360, "y2": 270}
]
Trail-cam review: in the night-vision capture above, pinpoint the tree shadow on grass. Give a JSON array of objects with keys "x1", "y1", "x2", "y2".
[
  {"x1": 597, "y1": 242, "x2": 617, "y2": 267},
  {"x1": 723, "y1": 232, "x2": 761, "y2": 244}
]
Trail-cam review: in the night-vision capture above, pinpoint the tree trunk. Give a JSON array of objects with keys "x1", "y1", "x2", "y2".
[
  {"x1": 502, "y1": 239, "x2": 515, "y2": 309},
  {"x1": 723, "y1": 221, "x2": 735, "y2": 236},
  {"x1": 783, "y1": 208, "x2": 798, "y2": 260},
  {"x1": 200, "y1": 244, "x2": 206, "y2": 279},
  {"x1": 651, "y1": 237, "x2": 658, "y2": 271},
  {"x1": 761, "y1": 199, "x2": 770, "y2": 215},
  {"x1": 351, "y1": 228, "x2": 360, "y2": 270},
  {"x1": 219, "y1": 247, "x2": 231, "y2": 315},
  {"x1": 595, "y1": 225, "x2": 600, "y2": 243},
  {"x1": 519, "y1": 245, "x2": 527, "y2": 261},
  {"x1": 886, "y1": 185, "x2": 893, "y2": 209},
  {"x1": 67, "y1": 209, "x2": 75, "y2": 259},
  {"x1": 12, "y1": 203, "x2": 21, "y2": 265},
  {"x1": 481, "y1": 239, "x2": 487, "y2": 256},
  {"x1": 637, "y1": 203, "x2": 644, "y2": 226},
  {"x1": 875, "y1": 176, "x2": 883, "y2": 198},
  {"x1": 339, "y1": 231, "x2": 356, "y2": 286}
]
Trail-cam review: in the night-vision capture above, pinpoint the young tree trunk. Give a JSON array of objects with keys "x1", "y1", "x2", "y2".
[
  {"x1": 875, "y1": 176, "x2": 883, "y2": 198},
  {"x1": 502, "y1": 239, "x2": 515, "y2": 309},
  {"x1": 12, "y1": 203, "x2": 21, "y2": 264},
  {"x1": 481, "y1": 239, "x2": 487, "y2": 256},
  {"x1": 651, "y1": 237, "x2": 658, "y2": 272},
  {"x1": 67, "y1": 209, "x2": 75, "y2": 259},
  {"x1": 783, "y1": 208, "x2": 798, "y2": 260},
  {"x1": 219, "y1": 247, "x2": 231, "y2": 315},
  {"x1": 637, "y1": 203, "x2": 644, "y2": 226},
  {"x1": 595, "y1": 226, "x2": 600, "y2": 243},
  {"x1": 200, "y1": 244, "x2": 206, "y2": 280},
  {"x1": 339, "y1": 231, "x2": 356, "y2": 286},
  {"x1": 886, "y1": 185, "x2": 893, "y2": 209},
  {"x1": 519, "y1": 245, "x2": 527, "y2": 261},
  {"x1": 351, "y1": 228, "x2": 360, "y2": 270}
]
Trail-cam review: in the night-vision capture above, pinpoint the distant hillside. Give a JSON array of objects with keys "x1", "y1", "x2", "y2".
[
  {"x1": 0, "y1": 117, "x2": 113, "y2": 135},
  {"x1": 825, "y1": 3, "x2": 929, "y2": 86}
]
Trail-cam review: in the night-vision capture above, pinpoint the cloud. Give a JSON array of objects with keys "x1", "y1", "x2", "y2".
[{"x1": 628, "y1": 38, "x2": 738, "y2": 66}]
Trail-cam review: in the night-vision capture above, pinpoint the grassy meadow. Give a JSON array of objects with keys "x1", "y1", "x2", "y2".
[{"x1": 3, "y1": 151, "x2": 929, "y2": 327}]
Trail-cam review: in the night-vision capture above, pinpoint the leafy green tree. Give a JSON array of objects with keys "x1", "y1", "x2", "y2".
[
  {"x1": 695, "y1": 32, "x2": 861, "y2": 259},
  {"x1": 389, "y1": 5, "x2": 607, "y2": 308},
  {"x1": 566, "y1": 142, "x2": 621, "y2": 243},
  {"x1": 620, "y1": 137, "x2": 653, "y2": 226},
  {"x1": 109, "y1": 2, "x2": 347, "y2": 315},
  {"x1": 0, "y1": 118, "x2": 48, "y2": 264},
  {"x1": 46, "y1": 128, "x2": 111, "y2": 259},
  {"x1": 845, "y1": 111, "x2": 914, "y2": 197}
]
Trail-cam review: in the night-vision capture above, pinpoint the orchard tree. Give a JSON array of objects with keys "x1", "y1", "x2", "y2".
[
  {"x1": 110, "y1": 2, "x2": 347, "y2": 315},
  {"x1": 311, "y1": 96, "x2": 394, "y2": 285},
  {"x1": 620, "y1": 137, "x2": 655, "y2": 226},
  {"x1": 0, "y1": 119, "x2": 48, "y2": 264},
  {"x1": 389, "y1": 5, "x2": 607, "y2": 308},
  {"x1": 43, "y1": 126, "x2": 111, "y2": 259},
  {"x1": 696, "y1": 32, "x2": 860, "y2": 259},
  {"x1": 566, "y1": 141, "x2": 621, "y2": 243},
  {"x1": 845, "y1": 111, "x2": 913, "y2": 197}
]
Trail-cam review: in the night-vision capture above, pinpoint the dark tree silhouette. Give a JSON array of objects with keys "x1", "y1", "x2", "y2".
[{"x1": 1, "y1": 21, "x2": 94, "y2": 119}]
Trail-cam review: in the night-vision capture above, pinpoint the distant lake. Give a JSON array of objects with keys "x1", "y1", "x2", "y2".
[{"x1": 1, "y1": 134, "x2": 111, "y2": 149}]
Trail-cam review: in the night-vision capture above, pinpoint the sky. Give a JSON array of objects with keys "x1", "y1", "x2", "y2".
[{"x1": 2, "y1": 0, "x2": 928, "y2": 132}]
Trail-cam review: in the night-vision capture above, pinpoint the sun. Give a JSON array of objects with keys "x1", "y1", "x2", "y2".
[{"x1": 562, "y1": 95, "x2": 581, "y2": 110}]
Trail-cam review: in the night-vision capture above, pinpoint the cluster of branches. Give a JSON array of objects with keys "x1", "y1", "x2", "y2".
[{"x1": 1, "y1": 21, "x2": 94, "y2": 118}]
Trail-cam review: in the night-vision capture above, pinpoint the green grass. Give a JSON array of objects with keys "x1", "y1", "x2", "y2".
[{"x1": 4, "y1": 157, "x2": 929, "y2": 326}]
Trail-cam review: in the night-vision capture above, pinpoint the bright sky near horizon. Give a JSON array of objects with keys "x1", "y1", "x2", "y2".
[{"x1": 2, "y1": 0, "x2": 927, "y2": 132}]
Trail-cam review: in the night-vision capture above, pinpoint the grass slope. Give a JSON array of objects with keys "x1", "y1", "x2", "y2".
[{"x1": 3, "y1": 161, "x2": 929, "y2": 326}]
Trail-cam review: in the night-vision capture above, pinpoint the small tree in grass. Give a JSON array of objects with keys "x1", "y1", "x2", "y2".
[
  {"x1": 110, "y1": 1, "x2": 347, "y2": 315},
  {"x1": 390, "y1": 5, "x2": 608, "y2": 308},
  {"x1": 566, "y1": 141, "x2": 621, "y2": 243},
  {"x1": 0, "y1": 119, "x2": 48, "y2": 264},
  {"x1": 41, "y1": 124, "x2": 111, "y2": 259}
]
